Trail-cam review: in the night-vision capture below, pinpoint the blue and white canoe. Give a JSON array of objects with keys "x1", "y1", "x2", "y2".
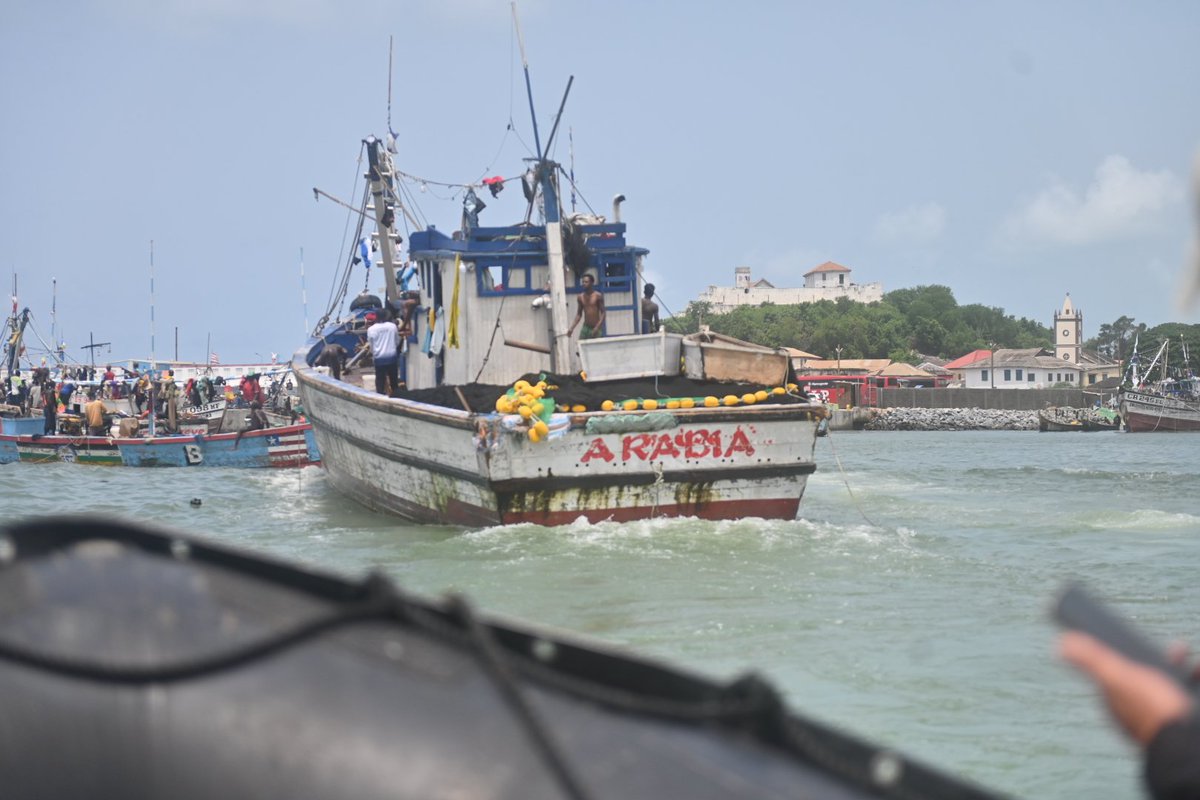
[{"x1": 0, "y1": 420, "x2": 320, "y2": 468}]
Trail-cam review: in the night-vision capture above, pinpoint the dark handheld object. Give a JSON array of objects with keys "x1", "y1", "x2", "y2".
[{"x1": 1053, "y1": 582, "x2": 1190, "y2": 687}]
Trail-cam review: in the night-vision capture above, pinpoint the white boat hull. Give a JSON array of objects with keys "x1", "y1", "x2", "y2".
[{"x1": 296, "y1": 361, "x2": 822, "y2": 526}]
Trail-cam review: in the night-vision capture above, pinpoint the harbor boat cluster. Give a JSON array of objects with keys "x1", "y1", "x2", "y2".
[{"x1": 1, "y1": 328, "x2": 319, "y2": 468}]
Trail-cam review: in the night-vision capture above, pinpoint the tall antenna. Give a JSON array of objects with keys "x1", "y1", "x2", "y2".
[
  {"x1": 149, "y1": 239, "x2": 156, "y2": 369},
  {"x1": 511, "y1": 1, "x2": 543, "y2": 161},
  {"x1": 569, "y1": 127, "x2": 576, "y2": 213},
  {"x1": 148, "y1": 240, "x2": 157, "y2": 437},
  {"x1": 300, "y1": 246, "x2": 310, "y2": 335},
  {"x1": 51, "y1": 277, "x2": 56, "y2": 359},
  {"x1": 387, "y1": 35, "x2": 394, "y2": 133}
]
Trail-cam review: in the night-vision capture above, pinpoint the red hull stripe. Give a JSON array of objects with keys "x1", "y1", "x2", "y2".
[
  {"x1": 500, "y1": 498, "x2": 801, "y2": 526},
  {"x1": 1124, "y1": 413, "x2": 1200, "y2": 433}
]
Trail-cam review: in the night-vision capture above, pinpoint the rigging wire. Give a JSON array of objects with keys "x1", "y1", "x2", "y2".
[{"x1": 821, "y1": 429, "x2": 878, "y2": 529}]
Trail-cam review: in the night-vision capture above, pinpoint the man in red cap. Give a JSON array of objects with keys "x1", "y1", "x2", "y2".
[{"x1": 365, "y1": 310, "x2": 399, "y2": 396}]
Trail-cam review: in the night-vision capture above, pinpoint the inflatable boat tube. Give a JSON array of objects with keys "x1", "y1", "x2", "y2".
[{"x1": 0, "y1": 516, "x2": 1004, "y2": 800}]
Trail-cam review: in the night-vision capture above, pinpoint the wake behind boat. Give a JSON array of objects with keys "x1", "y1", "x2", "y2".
[{"x1": 294, "y1": 47, "x2": 824, "y2": 526}]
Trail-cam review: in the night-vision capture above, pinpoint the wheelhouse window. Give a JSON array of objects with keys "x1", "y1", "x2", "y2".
[
  {"x1": 598, "y1": 257, "x2": 633, "y2": 291},
  {"x1": 477, "y1": 259, "x2": 535, "y2": 296}
]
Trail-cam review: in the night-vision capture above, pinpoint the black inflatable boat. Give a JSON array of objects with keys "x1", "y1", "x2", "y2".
[{"x1": 0, "y1": 516, "x2": 1007, "y2": 799}]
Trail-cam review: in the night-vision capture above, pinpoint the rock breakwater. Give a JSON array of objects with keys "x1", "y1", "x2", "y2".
[{"x1": 864, "y1": 407, "x2": 1038, "y2": 431}]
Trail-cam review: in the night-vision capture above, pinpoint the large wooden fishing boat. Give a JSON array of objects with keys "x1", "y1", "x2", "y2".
[
  {"x1": 1119, "y1": 388, "x2": 1200, "y2": 432},
  {"x1": 293, "y1": 53, "x2": 824, "y2": 526},
  {"x1": 1117, "y1": 338, "x2": 1200, "y2": 432}
]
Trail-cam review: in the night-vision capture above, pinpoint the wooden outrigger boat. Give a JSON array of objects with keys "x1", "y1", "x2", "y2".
[{"x1": 0, "y1": 416, "x2": 319, "y2": 468}]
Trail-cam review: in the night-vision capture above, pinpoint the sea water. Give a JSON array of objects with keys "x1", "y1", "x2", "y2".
[{"x1": 4, "y1": 429, "x2": 1197, "y2": 799}]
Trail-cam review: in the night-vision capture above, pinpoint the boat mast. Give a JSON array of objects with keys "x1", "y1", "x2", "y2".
[
  {"x1": 4, "y1": 307, "x2": 31, "y2": 379},
  {"x1": 512, "y1": 1, "x2": 572, "y2": 372},
  {"x1": 360, "y1": 38, "x2": 408, "y2": 313},
  {"x1": 1140, "y1": 339, "x2": 1169, "y2": 386},
  {"x1": 364, "y1": 138, "x2": 401, "y2": 308}
]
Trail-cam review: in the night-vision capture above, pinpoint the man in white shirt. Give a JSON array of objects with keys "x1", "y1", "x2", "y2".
[{"x1": 365, "y1": 310, "x2": 400, "y2": 396}]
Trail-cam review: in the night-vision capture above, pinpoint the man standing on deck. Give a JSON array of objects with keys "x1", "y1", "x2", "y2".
[
  {"x1": 160, "y1": 370, "x2": 180, "y2": 432},
  {"x1": 84, "y1": 391, "x2": 107, "y2": 436},
  {"x1": 41, "y1": 376, "x2": 57, "y2": 435},
  {"x1": 567, "y1": 273, "x2": 606, "y2": 340},
  {"x1": 641, "y1": 283, "x2": 660, "y2": 334},
  {"x1": 366, "y1": 311, "x2": 400, "y2": 396}
]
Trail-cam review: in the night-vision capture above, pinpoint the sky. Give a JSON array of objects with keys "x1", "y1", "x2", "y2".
[{"x1": 2, "y1": 0, "x2": 1198, "y2": 366}]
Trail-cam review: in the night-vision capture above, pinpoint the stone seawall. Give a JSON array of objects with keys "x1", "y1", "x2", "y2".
[{"x1": 864, "y1": 407, "x2": 1038, "y2": 431}]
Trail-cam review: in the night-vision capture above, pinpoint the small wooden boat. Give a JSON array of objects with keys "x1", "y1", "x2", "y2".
[
  {"x1": 0, "y1": 417, "x2": 319, "y2": 467},
  {"x1": 1037, "y1": 406, "x2": 1120, "y2": 432},
  {"x1": 682, "y1": 330, "x2": 791, "y2": 385}
]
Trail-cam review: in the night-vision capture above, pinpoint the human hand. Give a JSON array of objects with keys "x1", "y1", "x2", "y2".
[{"x1": 1060, "y1": 631, "x2": 1194, "y2": 746}]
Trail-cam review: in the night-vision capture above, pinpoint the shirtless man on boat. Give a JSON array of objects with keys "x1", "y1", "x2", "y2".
[{"x1": 567, "y1": 273, "x2": 605, "y2": 340}]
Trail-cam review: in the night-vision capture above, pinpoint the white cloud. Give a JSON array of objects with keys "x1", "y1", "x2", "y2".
[
  {"x1": 872, "y1": 202, "x2": 946, "y2": 245},
  {"x1": 1002, "y1": 155, "x2": 1183, "y2": 246}
]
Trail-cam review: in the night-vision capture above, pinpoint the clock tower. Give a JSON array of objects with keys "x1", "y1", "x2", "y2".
[{"x1": 1055, "y1": 294, "x2": 1083, "y2": 364}]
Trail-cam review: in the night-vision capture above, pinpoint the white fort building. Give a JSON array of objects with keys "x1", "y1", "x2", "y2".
[{"x1": 696, "y1": 263, "x2": 884, "y2": 313}]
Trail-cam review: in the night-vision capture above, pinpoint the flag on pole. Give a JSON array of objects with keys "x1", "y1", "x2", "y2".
[{"x1": 209, "y1": 352, "x2": 219, "y2": 366}]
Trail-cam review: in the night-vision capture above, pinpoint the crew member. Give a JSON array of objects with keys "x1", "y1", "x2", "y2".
[
  {"x1": 84, "y1": 391, "x2": 107, "y2": 436},
  {"x1": 641, "y1": 283, "x2": 660, "y2": 334},
  {"x1": 366, "y1": 311, "x2": 400, "y2": 396},
  {"x1": 567, "y1": 273, "x2": 606, "y2": 340},
  {"x1": 315, "y1": 342, "x2": 348, "y2": 381}
]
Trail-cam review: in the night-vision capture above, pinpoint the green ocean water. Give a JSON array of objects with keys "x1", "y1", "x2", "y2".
[{"x1": 5, "y1": 429, "x2": 1198, "y2": 799}]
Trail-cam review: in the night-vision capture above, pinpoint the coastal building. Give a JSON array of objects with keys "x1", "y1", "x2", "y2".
[
  {"x1": 953, "y1": 348, "x2": 1084, "y2": 389},
  {"x1": 1054, "y1": 294, "x2": 1121, "y2": 386},
  {"x1": 942, "y1": 294, "x2": 1121, "y2": 389},
  {"x1": 696, "y1": 263, "x2": 883, "y2": 313},
  {"x1": 799, "y1": 358, "x2": 892, "y2": 377},
  {"x1": 784, "y1": 347, "x2": 822, "y2": 374}
]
